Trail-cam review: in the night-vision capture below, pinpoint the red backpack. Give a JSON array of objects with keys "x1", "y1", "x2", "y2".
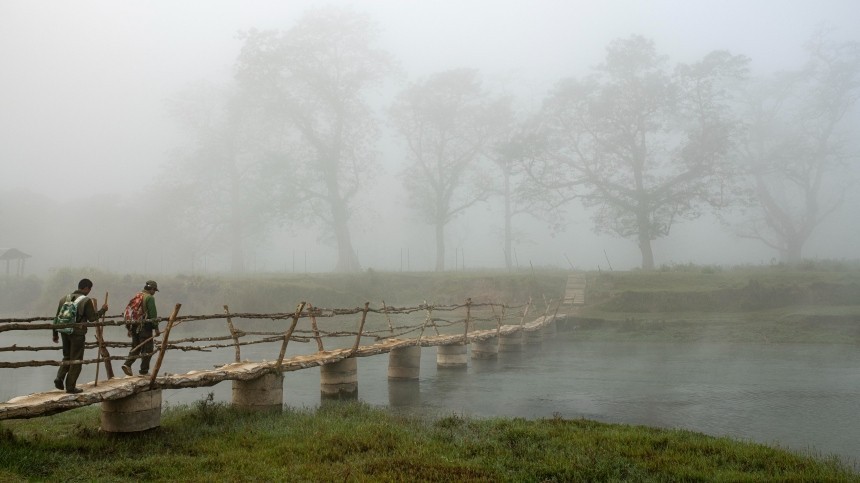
[{"x1": 124, "y1": 292, "x2": 147, "y2": 333}]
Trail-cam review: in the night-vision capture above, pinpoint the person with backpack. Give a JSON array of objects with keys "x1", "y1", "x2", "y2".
[
  {"x1": 121, "y1": 280, "x2": 160, "y2": 377},
  {"x1": 52, "y1": 278, "x2": 109, "y2": 394}
]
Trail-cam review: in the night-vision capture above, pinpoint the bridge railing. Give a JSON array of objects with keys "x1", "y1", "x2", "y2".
[{"x1": 0, "y1": 296, "x2": 559, "y2": 386}]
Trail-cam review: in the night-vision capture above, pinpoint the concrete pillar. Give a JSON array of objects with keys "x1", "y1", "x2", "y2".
[
  {"x1": 525, "y1": 328, "x2": 543, "y2": 345},
  {"x1": 320, "y1": 357, "x2": 358, "y2": 399},
  {"x1": 100, "y1": 389, "x2": 161, "y2": 433},
  {"x1": 388, "y1": 345, "x2": 421, "y2": 380},
  {"x1": 544, "y1": 318, "x2": 557, "y2": 336},
  {"x1": 437, "y1": 343, "x2": 468, "y2": 368},
  {"x1": 232, "y1": 373, "x2": 283, "y2": 411},
  {"x1": 471, "y1": 336, "x2": 498, "y2": 359},
  {"x1": 499, "y1": 330, "x2": 524, "y2": 353}
]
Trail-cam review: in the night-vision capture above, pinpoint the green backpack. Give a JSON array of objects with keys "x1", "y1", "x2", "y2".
[{"x1": 54, "y1": 294, "x2": 87, "y2": 334}]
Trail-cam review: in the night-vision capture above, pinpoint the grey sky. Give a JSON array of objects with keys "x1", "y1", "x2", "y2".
[{"x1": 2, "y1": 0, "x2": 857, "y2": 198}]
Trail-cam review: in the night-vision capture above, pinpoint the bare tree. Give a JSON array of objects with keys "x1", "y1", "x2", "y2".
[
  {"x1": 485, "y1": 101, "x2": 563, "y2": 270},
  {"x1": 390, "y1": 69, "x2": 497, "y2": 271},
  {"x1": 734, "y1": 33, "x2": 860, "y2": 263},
  {"x1": 534, "y1": 36, "x2": 748, "y2": 269},
  {"x1": 164, "y1": 81, "x2": 277, "y2": 273},
  {"x1": 235, "y1": 8, "x2": 394, "y2": 272}
]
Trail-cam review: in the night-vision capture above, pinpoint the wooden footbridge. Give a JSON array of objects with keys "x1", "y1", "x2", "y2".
[{"x1": 1, "y1": 274, "x2": 586, "y2": 431}]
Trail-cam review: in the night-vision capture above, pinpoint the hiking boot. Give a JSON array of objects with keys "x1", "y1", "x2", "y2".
[
  {"x1": 66, "y1": 387, "x2": 83, "y2": 394},
  {"x1": 53, "y1": 379, "x2": 64, "y2": 390},
  {"x1": 121, "y1": 365, "x2": 133, "y2": 377},
  {"x1": 138, "y1": 371, "x2": 149, "y2": 376}
]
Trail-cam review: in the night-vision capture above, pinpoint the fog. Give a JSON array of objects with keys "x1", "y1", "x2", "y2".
[{"x1": 2, "y1": 0, "x2": 859, "y2": 275}]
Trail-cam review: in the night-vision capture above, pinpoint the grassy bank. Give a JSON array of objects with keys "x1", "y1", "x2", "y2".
[
  {"x1": 1, "y1": 268, "x2": 567, "y2": 317},
  {"x1": 1, "y1": 400, "x2": 855, "y2": 482},
  {"x1": 575, "y1": 264, "x2": 860, "y2": 344}
]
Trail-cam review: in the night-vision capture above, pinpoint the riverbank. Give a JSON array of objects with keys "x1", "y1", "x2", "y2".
[
  {"x1": 575, "y1": 264, "x2": 860, "y2": 344},
  {"x1": 0, "y1": 400, "x2": 855, "y2": 481}
]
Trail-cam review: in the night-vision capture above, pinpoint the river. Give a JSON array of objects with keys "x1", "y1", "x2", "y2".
[{"x1": 3, "y1": 324, "x2": 858, "y2": 467}]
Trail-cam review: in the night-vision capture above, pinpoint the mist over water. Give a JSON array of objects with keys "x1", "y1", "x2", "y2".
[{"x1": 5, "y1": 326, "x2": 858, "y2": 465}]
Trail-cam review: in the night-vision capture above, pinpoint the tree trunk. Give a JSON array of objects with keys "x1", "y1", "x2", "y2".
[
  {"x1": 639, "y1": 234, "x2": 655, "y2": 270},
  {"x1": 323, "y1": 149, "x2": 361, "y2": 272},
  {"x1": 435, "y1": 221, "x2": 445, "y2": 271},
  {"x1": 331, "y1": 196, "x2": 361, "y2": 272},
  {"x1": 229, "y1": 156, "x2": 245, "y2": 273},
  {"x1": 503, "y1": 168, "x2": 513, "y2": 271},
  {"x1": 782, "y1": 237, "x2": 804, "y2": 265}
]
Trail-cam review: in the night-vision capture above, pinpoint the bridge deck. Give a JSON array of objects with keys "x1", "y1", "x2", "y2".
[
  {"x1": 1, "y1": 316, "x2": 560, "y2": 420},
  {"x1": 563, "y1": 273, "x2": 586, "y2": 305}
]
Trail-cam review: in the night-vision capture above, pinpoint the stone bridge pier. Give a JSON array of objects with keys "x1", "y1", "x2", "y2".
[
  {"x1": 320, "y1": 357, "x2": 358, "y2": 399},
  {"x1": 437, "y1": 343, "x2": 468, "y2": 368},
  {"x1": 232, "y1": 373, "x2": 284, "y2": 411},
  {"x1": 100, "y1": 389, "x2": 162, "y2": 433},
  {"x1": 471, "y1": 336, "x2": 498, "y2": 359}
]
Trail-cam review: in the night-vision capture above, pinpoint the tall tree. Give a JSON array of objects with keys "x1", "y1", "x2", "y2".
[
  {"x1": 734, "y1": 34, "x2": 860, "y2": 263},
  {"x1": 485, "y1": 102, "x2": 562, "y2": 270},
  {"x1": 390, "y1": 69, "x2": 497, "y2": 271},
  {"x1": 164, "y1": 81, "x2": 276, "y2": 273},
  {"x1": 534, "y1": 36, "x2": 748, "y2": 269},
  {"x1": 235, "y1": 8, "x2": 394, "y2": 272}
]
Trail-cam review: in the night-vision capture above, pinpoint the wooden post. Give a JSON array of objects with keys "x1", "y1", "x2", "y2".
[
  {"x1": 418, "y1": 301, "x2": 431, "y2": 342},
  {"x1": 349, "y1": 302, "x2": 370, "y2": 356},
  {"x1": 462, "y1": 298, "x2": 471, "y2": 343},
  {"x1": 224, "y1": 305, "x2": 241, "y2": 363},
  {"x1": 276, "y1": 302, "x2": 305, "y2": 371},
  {"x1": 424, "y1": 301, "x2": 440, "y2": 336},
  {"x1": 93, "y1": 297, "x2": 101, "y2": 386},
  {"x1": 519, "y1": 297, "x2": 532, "y2": 327},
  {"x1": 307, "y1": 303, "x2": 324, "y2": 352},
  {"x1": 494, "y1": 303, "x2": 506, "y2": 337},
  {"x1": 149, "y1": 303, "x2": 181, "y2": 389},
  {"x1": 382, "y1": 300, "x2": 394, "y2": 336},
  {"x1": 552, "y1": 296, "x2": 562, "y2": 321},
  {"x1": 542, "y1": 294, "x2": 552, "y2": 320},
  {"x1": 97, "y1": 292, "x2": 114, "y2": 380}
]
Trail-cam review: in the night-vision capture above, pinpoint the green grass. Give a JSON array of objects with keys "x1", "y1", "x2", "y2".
[
  {"x1": 0, "y1": 400, "x2": 855, "y2": 482},
  {"x1": 575, "y1": 266, "x2": 860, "y2": 345}
]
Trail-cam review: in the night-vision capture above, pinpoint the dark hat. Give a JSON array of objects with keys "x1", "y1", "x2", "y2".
[{"x1": 145, "y1": 280, "x2": 159, "y2": 292}]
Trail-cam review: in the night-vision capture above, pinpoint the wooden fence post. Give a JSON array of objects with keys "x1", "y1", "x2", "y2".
[
  {"x1": 462, "y1": 298, "x2": 472, "y2": 343},
  {"x1": 350, "y1": 302, "x2": 370, "y2": 356},
  {"x1": 224, "y1": 305, "x2": 241, "y2": 363},
  {"x1": 494, "y1": 303, "x2": 506, "y2": 336},
  {"x1": 382, "y1": 300, "x2": 394, "y2": 337},
  {"x1": 277, "y1": 302, "x2": 305, "y2": 371},
  {"x1": 307, "y1": 303, "x2": 324, "y2": 352},
  {"x1": 519, "y1": 297, "x2": 532, "y2": 327},
  {"x1": 418, "y1": 301, "x2": 431, "y2": 342},
  {"x1": 149, "y1": 303, "x2": 182, "y2": 389},
  {"x1": 93, "y1": 293, "x2": 114, "y2": 384}
]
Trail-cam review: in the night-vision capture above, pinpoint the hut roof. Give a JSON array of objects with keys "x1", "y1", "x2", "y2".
[{"x1": 0, "y1": 248, "x2": 32, "y2": 260}]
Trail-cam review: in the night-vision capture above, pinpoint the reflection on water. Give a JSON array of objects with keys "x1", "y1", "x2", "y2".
[{"x1": 3, "y1": 325, "x2": 859, "y2": 465}]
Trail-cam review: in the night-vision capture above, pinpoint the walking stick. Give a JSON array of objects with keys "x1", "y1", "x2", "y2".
[
  {"x1": 94, "y1": 292, "x2": 114, "y2": 381},
  {"x1": 94, "y1": 297, "x2": 100, "y2": 386}
]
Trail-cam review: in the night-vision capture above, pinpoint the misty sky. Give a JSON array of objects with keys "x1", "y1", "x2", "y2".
[{"x1": 1, "y1": 0, "x2": 859, "y2": 272}]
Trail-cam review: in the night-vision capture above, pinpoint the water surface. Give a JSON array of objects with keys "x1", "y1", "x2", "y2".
[{"x1": 3, "y1": 325, "x2": 858, "y2": 466}]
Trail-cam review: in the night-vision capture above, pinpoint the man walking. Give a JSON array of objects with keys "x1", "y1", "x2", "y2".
[
  {"x1": 121, "y1": 280, "x2": 160, "y2": 376},
  {"x1": 52, "y1": 278, "x2": 109, "y2": 394}
]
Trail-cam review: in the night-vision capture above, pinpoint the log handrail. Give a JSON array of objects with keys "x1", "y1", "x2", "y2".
[{"x1": 1, "y1": 298, "x2": 539, "y2": 372}]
